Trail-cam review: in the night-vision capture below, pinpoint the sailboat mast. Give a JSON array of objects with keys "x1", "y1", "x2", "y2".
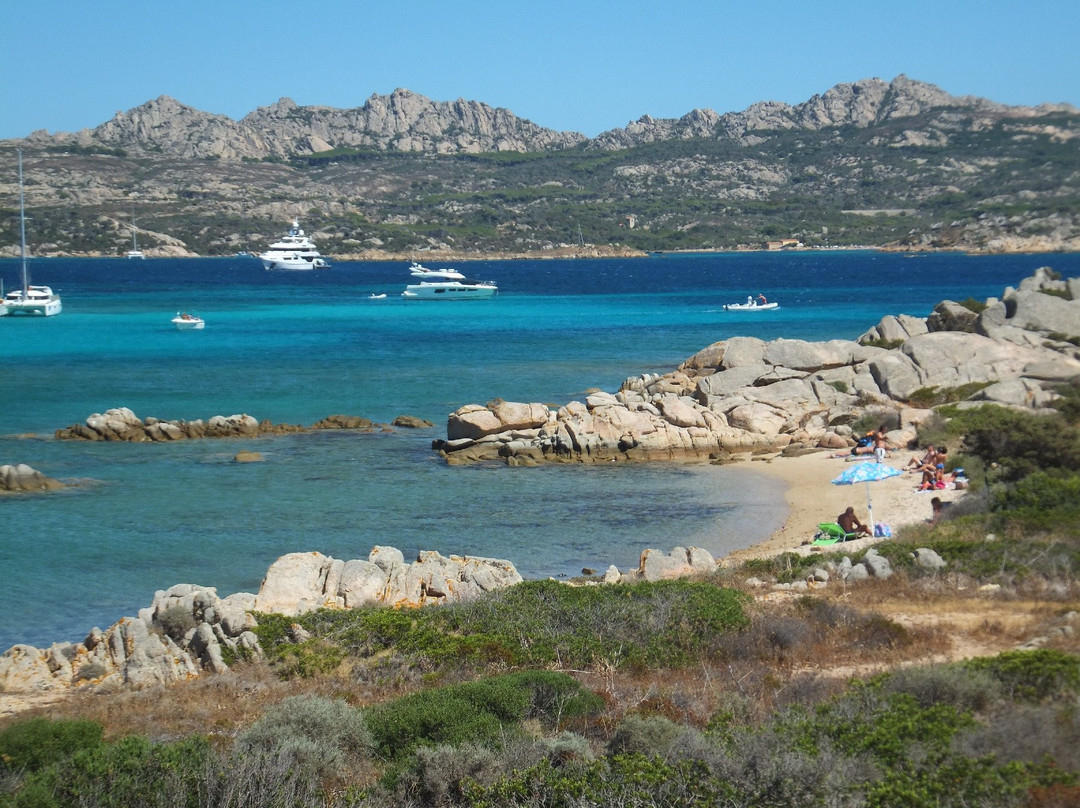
[{"x1": 18, "y1": 149, "x2": 28, "y2": 294}]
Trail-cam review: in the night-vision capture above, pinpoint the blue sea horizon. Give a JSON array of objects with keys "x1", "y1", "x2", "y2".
[{"x1": 2, "y1": 251, "x2": 1078, "y2": 650}]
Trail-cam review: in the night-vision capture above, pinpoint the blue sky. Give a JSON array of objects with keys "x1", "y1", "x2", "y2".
[{"x1": 3, "y1": 0, "x2": 1077, "y2": 141}]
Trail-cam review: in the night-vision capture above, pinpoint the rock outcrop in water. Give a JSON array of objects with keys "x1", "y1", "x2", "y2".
[
  {"x1": 433, "y1": 269, "x2": 1080, "y2": 464},
  {"x1": 0, "y1": 464, "x2": 64, "y2": 493},
  {"x1": 52, "y1": 409, "x2": 395, "y2": 441}
]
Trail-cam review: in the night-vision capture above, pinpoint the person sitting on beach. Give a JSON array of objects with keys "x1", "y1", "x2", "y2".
[
  {"x1": 837, "y1": 506, "x2": 872, "y2": 537},
  {"x1": 907, "y1": 445, "x2": 936, "y2": 471},
  {"x1": 929, "y1": 496, "x2": 945, "y2": 525},
  {"x1": 912, "y1": 446, "x2": 947, "y2": 475},
  {"x1": 918, "y1": 462, "x2": 948, "y2": 491}
]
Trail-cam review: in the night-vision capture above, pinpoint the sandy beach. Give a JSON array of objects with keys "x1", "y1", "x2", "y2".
[{"x1": 723, "y1": 450, "x2": 968, "y2": 563}]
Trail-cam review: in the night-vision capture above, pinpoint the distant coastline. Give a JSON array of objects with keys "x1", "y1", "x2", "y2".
[{"x1": 4, "y1": 243, "x2": 1078, "y2": 261}]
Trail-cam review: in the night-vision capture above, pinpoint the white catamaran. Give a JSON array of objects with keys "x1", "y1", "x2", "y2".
[
  {"x1": 3, "y1": 150, "x2": 62, "y2": 317},
  {"x1": 127, "y1": 207, "x2": 145, "y2": 259}
]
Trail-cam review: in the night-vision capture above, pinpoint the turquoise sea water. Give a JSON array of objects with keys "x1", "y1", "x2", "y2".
[{"x1": 2, "y1": 251, "x2": 1078, "y2": 649}]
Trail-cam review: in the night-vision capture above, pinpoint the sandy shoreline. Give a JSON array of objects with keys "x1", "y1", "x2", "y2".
[{"x1": 723, "y1": 450, "x2": 967, "y2": 563}]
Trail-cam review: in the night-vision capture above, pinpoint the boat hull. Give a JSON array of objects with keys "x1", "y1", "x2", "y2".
[
  {"x1": 402, "y1": 282, "x2": 497, "y2": 300},
  {"x1": 4, "y1": 287, "x2": 62, "y2": 317},
  {"x1": 260, "y1": 256, "x2": 329, "y2": 271},
  {"x1": 722, "y1": 302, "x2": 779, "y2": 311},
  {"x1": 172, "y1": 318, "x2": 204, "y2": 330}
]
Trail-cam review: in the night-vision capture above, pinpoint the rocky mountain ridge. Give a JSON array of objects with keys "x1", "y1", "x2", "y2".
[
  {"x1": 18, "y1": 75, "x2": 1076, "y2": 160},
  {"x1": 3, "y1": 75, "x2": 1078, "y2": 257}
]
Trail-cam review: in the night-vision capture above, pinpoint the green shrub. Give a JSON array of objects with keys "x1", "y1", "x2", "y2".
[
  {"x1": 1051, "y1": 378, "x2": 1080, "y2": 422},
  {"x1": 913, "y1": 411, "x2": 954, "y2": 449},
  {"x1": 958, "y1": 296, "x2": 989, "y2": 314},
  {"x1": 740, "y1": 552, "x2": 822, "y2": 584},
  {"x1": 860, "y1": 337, "x2": 905, "y2": 350},
  {"x1": 826, "y1": 380, "x2": 850, "y2": 394},
  {"x1": 260, "y1": 579, "x2": 750, "y2": 674},
  {"x1": 237, "y1": 694, "x2": 373, "y2": 782},
  {"x1": 993, "y1": 470, "x2": 1080, "y2": 527},
  {"x1": 156, "y1": 605, "x2": 196, "y2": 641},
  {"x1": 398, "y1": 743, "x2": 503, "y2": 805},
  {"x1": 906, "y1": 382, "x2": 992, "y2": 407},
  {"x1": 907, "y1": 386, "x2": 943, "y2": 407},
  {"x1": 607, "y1": 714, "x2": 686, "y2": 757},
  {"x1": 956, "y1": 406, "x2": 1080, "y2": 482},
  {"x1": 0, "y1": 718, "x2": 103, "y2": 774},
  {"x1": 363, "y1": 671, "x2": 602, "y2": 760},
  {"x1": 1046, "y1": 331, "x2": 1080, "y2": 346},
  {"x1": 891, "y1": 534, "x2": 1080, "y2": 581},
  {"x1": 852, "y1": 411, "x2": 900, "y2": 435},
  {"x1": 881, "y1": 663, "x2": 1003, "y2": 712},
  {"x1": 963, "y1": 650, "x2": 1080, "y2": 702},
  {"x1": 1041, "y1": 288, "x2": 1071, "y2": 300},
  {"x1": 463, "y1": 754, "x2": 733, "y2": 807},
  {"x1": 9, "y1": 734, "x2": 211, "y2": 808}
]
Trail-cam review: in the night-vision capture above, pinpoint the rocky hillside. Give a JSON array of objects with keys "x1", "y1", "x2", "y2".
[
  {"x1": 43, "y1": 90, "x2": 587, "y2": 160},
  {"x1": 2, "y1": 76, "x2": 1078, "y2": 256},
  {"x1": 590, "y1": 74, "x2": 1063, "y2": 148}
]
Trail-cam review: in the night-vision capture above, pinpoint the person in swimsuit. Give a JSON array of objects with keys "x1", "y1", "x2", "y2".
[{"x1": 837, "y1": 506, "x2": 872, "y2": 537}]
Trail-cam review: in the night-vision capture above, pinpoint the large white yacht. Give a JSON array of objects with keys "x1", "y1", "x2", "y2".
[
  {"x1": 259, "y1": 219, "x2": 329, "y2": 271},
  {"x1": 3, "y1": 150, "x2": 62, "y2": 317},
  {"x1": 401, "y1": 264, "x2": 497, "y2": 300}
]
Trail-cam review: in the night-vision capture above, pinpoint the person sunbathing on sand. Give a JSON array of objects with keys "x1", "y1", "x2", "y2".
[{"x1": 837, "y1": 506, "x2": 872, "y2": 537}]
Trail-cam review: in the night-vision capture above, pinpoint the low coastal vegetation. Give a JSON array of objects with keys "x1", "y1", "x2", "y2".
[{"x1": 2, "y1": 395, "x2": 1079, "y2": 806}]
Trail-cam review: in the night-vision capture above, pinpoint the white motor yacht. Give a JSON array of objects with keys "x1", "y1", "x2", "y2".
[
  {"x1": 4, "y1": 150, "x2": 62, "y2": 317},
  {"x1": 401, "y1": 262, "x2": 496, "y2": 299},
  {"x1": 259, "y1": 219, "x2": 329, "y2": 270}
]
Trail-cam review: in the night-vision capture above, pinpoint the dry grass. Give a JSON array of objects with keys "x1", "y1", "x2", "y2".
[
  {"x1": 4, "y1": 575, "x2": 1079, "y2": 744},
  {"x1": 30, "y1": 661, "x2": 353, "y2": 743}
]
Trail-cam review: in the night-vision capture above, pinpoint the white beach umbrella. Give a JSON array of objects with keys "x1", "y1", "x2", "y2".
[{"x1": 830, "y1": 461, "x2": 903, "y2": 530}]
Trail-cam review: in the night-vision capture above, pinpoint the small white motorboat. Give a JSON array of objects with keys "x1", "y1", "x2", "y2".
[
  {"x1": 369, "y1": 293, "x2": 387, "y2": 300},
  {"x1": 172, "y1": 312, "x2": 205, "y2": 330},
  {"x1": 723, "y1": 295, "x2": 779, "y2": 311}
]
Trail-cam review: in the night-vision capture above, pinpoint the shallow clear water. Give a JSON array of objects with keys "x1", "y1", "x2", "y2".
[{"x1": 2, "y1": 251, "x2": 1076, "y2": 648}]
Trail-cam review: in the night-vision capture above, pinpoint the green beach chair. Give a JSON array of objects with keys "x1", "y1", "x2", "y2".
[{"x1": 812, "y1": 522, "x2": 858, "y2": 545}]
